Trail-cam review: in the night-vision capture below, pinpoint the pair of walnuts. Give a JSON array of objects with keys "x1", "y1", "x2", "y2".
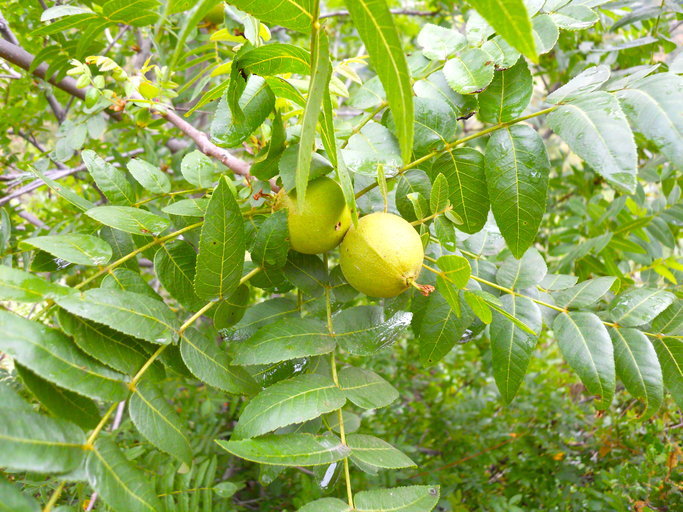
[{"x1": 280, "y1": 177, "x2": 424, "y2": 298}]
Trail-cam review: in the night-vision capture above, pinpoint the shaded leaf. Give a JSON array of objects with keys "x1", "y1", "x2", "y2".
[
  {"x1": 610, "y1": 287, "x2": 675, "y2": 328},
  {"x1": 0, "y1": 265, "x2": 72, "y2": 302},
  {"x1": 650, "y1": 336, "x2": 683, "y2": 410},
  {"x1": 478, "y1": 58, "x2": 533, "y2": 123},
  {"x1": 20, "y1": 234, "x2": 112, "y2": 266},
  {"x1": 338, "y1": 366, "x2": 398, "y2": 409},
  {"x1": 86, "y1": 206, "x2": 170, "y2": 236},
  {"x1": 126, "y1": 158, "x2": 171, "y2": 194},
  {"x1": 347, "y1": 434, "x2": 415, "y2": 469},
  {"x1": 82, "y1": 150, "x2": 135, "y2": 205}
]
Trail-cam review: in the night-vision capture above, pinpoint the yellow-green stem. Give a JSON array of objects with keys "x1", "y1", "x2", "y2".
[
  {"x1": 42, "y1": 482, "x2": 66, "y2": 512},
  {"x1": 411, "y1": 205, "x2": 452, "y2": 226}
]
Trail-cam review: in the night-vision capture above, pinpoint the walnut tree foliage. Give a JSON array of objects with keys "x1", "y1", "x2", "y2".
[{"x1": 0, "y1": 0, "x2": 682, "y2": 510}]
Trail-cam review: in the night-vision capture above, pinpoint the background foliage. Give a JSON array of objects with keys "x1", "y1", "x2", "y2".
[{"x1": 0, "y1": 0, "x2": 682, "y2": 511}]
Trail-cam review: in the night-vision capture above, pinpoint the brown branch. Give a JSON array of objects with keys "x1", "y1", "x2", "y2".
[{"x1": 0, "y1": 10, "x2": 19, "y2": 45}]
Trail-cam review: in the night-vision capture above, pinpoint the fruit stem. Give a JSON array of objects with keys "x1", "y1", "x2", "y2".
[{"x1": 409, "y1": 278, "x2": 435, "y2": 296}]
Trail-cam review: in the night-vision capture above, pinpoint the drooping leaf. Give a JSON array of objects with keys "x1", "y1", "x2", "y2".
[
  {"x1": 154, "y1": 240, "x2": 204, "y2": 311},
  {"x1": 547, "y1": 65, "x2": 610, "y2": 104},
  {"x1": 491, "y1": 295, "x2": 542, "y2": 403},
  {"x1": 478, "y1": 58, "x2": 533, "y2": 123},
  {"x1": 20, "y1": 234, "x2": 112, "y2": 266},
  {"x1": 650, "y1": 336, "x2": 683, "y2": 410},
  {"x1": 217, "y1": 433, "x2": 350, "y2": 466},
  {"x1": 651, "y1": 301, "x2": 683, "y2": 336},
  {"x1": 547, "y1": 92, "x2": 637, "y2": 193},
  {"x1": 251, "y1": 209, "x2": 290, "y2": 269},
  {"x1": 180, "y1": 150, "x2": 220, "y2": 188},
  {"x1": 532, "y1": 14, "x2": 559, "y2": 54},
  {"x1": 553, "y1": 311, "x2": 615, "y2": 409},
  {"x1": 431, "y1": 148, "x2": 489, "y2": 234},
  {"x1": 86, "y1": 206, "x2": 170, "y2": 236},
  {"x1": 82, "y1": 150, "x2": 136, "y2": 205},
  {"x1": 126, "y1": 158, "x2": 171, "y2": 194},
  {"x1": 15, "y1": 364, "x2": 100, "y2": 430},
  {"x1": 466, "y1": 0, "x2": 537, "y2": 62},
  {"x1": 180, "y1": 329, "x2": 259, "y2": 395},
  {"x1": 342, "y1": 122, "x2": 402, "y2": 177},
  {"x1": 86, "y1": 435, "x2": 163, "y2": 512},
  {"x1": 0, "y1": 265, "x2": 72, "y2": 302},
  {"x1": 55, "y1": 288, "x2": 179, "y2": 345},
  {"x1": 609, "y1": 327, "x2": 663, "y2": 420},
  {"x1": 354, "y1": 485, "x2": 440, "y2": 512},
  {"x1": 239, "y1": 43, "x2": 311, "y2": 76},
  {"x1": 233, "y1": 373, "x2": 346, "y2": 439},
  {"x1": 230, "y1": 317, "x2": 333, "y2": 366},
  {"x1": 419, "y1": 291, "x2": 474, "y2": 366},
  {"x1": 338, "y1": 366, "x2": 398, "y2": 410},
  {"x1": 616, "y1": 73, "x2": 683, "y2": 169},
  {"x1": 195, "y1": 176, "x2": 245, "y2": 300},
  {"x1": 0, "y1": 310, "x2": 128, "y2": 401},
  {"x1": 413, "y1": 71, "x2": 478, "y2": 117},
  {"x1": 214, "y1": 284, "x2": 250, "y2": 330},
  {"x1": 610, "y1": 287, "x2": 675, "y2": 328},
  {"x1": 347, "y1": 434, "x2": 415, "y2": 469},
  {"x1": 130, "y1": 380, "x2": 192, "y2": 465},
  {"x1": 0, "y1": 409, "x2": 85, "y2": 473},
  {"x1": 417, "y1": 23, "x2": 467, "y2": 61},
  {"x1": 485, "y1": 124, "x2": 550, "y2": 258},
  {"x1": 343, "y1": 0, "x2": 414, "y2": 161}
]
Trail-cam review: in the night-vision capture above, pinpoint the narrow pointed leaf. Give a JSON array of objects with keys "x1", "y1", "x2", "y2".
[
  {"x1": 551, "y1": 276, "x2": 616, "y2": 309},
  {"x1": 20, "y1": 234, "x2": 112, "y2": 266},
  {"x1": 126, "y1": 158, "x2": 171, "y2": 194},
  {"x1": 154, "y1": 240, "x2": 204, "y2": 311},
  {"x1": 553, "y1": 312, "x2": 615, "y2": 409},
  {"x1": 216, "y1": 434, "x2": 350, "y2": 466},
  {"x1": 650, "y1": 336, "x2": 683, "y2": 410},
  {"x1": 82, "y1": 150, "x2": 136, "y2": 205},
  {"x1": 0, "y1": 265, "x2": 72, "y2": 302},
  {"x1": 86, "y1": 206, "x2": 170, "y2": 236}
]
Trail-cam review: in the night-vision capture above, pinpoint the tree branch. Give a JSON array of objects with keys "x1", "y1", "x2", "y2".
[{"x1": 320, "y1": 8, "x2": 439, "y2": 19}]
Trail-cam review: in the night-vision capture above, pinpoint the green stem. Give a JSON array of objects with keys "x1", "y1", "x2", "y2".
[
  {"x1": 340, "y1": 101, "x2": 388, "y2": 150},
  {"x1": 42, "y1": 482, "x2": 66, "y2": 512},
  {"x1": 355, "y1": 106, "x2": 558, "y2": 199},
  {"x1": 410, "y1": 205, "x2": 452, "y2": 226}
]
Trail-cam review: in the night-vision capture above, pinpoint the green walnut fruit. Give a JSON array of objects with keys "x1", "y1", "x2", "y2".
[
  {"x1": 281, "y1": 176, "x2": 351, "y2": 255},
  {"x1": 203, "y1": 4, "x2": 224, "y2": 25},
  {"x1": 340, "y1": 212, "x2": 424, "y2": 298}
]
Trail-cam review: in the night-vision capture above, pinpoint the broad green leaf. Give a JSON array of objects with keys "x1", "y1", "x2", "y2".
[
  {"x1": 343, "y1": 0, "x2": 414, "y2": 161},
  {"x1": 214, "y1": 284, "x2": 250, "y2": 330},
  {"x1": 86, "y1": 436, "x2": 163, "y2": 512},
  {"x1": 417, "y1": 23, "x2": 466, "y2": 60},
  {"x1": 233, "y1": 373, "x2": 346, "y2": 438},
  {"x1": 225, "y1": 0, "x2": 314, "y2": 33},
  {"x1": 0, "y1": 409, "x2": 85, "y2": 473},
  {"x1": 431, "y1": 148, "x2": 488, "y2": 234},
  {"x1": 154, "y1": 240, "x2": 204, "y2": 311},
  {"x1": 553, "y1": 312, "x2": 615, "y2": 409},
  {"x1": 430, "y1": 173, "x2": 449, "y2": 214},
  {"x1": 338, "y1": 366, "x2": 398, "y2": 409},
  {"x1": 251, "y1": 110, "x2": 287, "y2": 180},
  {"x1": 0, "y1": 265, "x2": 72, "y2": 302},
  {"x1": 396, "y1": 170, "x2": 431, "y2": 222},
  {"x1": 217, "y1": 433, "x2": 350, "y2": 466},
  {"x1": 610, "y1": 287, "x2": 675, "y2": 327},
  {"x1": 57, "y1": 310, "x2": 161, "y2": 379},
  {"x1": 180, "y1": 150, "x2": 220, "y2": 188},
  {"x1": 609, "y1": 328, "x2": 663, "y2": 420},
  {"x1": 491, "y1": 295, "x2": 542, "y2": 403},
  {"x1": 252, "y1": 210, "x2": 290, "y2": 269},
  {"x1": 82, "y1": 150, "x2": 136, "y2": 205},
  {"x1": 180, "y1": 329, "x2": 259, "y2": 395},
  {"x1": 102, "y1": 0, "x2": 159, "y2": 25},
  {"x1": 496, "y1": 248, "x2": 547, "y2": 289},
  {"x1": 546, "y1": 65, "x2": 610, "y2": 104},
  {"x1": 16, "y1": 364, "x2": 100, "y2": 430},
  {"x1": 239, "y1": 43, "x2": 311, "y2": 75},
  {"x1": 652, "y1": 301, "x2": 683, "y2": 336},
  {"x1": 443, "y1": 48, "x2": 495, "y2": 94},
  {"x1": 354, "y1": 485, "x2": 440, "y2": 512},
  {"x1": 0, "y1": 381, "x2": 32, "y2": 412},
  {"x1": 616, "y1": 73, "x2": 683, "y2": 169},
  {"x1": 334, "y1": 306, "x2": 412, "y2": 355},
  {"x1": 478, "y1": 59, "x2": 533, "y2": 123},
  {"x1": 130, "y1": 380, "x2": 192, "y2": 465},
  {"x1": 27, "y1": 166, "x2": 95, "y2": 212},
  {"x1": 532, "y1": 14, "x2": 559, "y2": 54},
  {"x1": 211, "y1": 76, "x2": 275, "y2": 148},
  {"x1": 0, "y1": 476, "x2": 39, "y2": 512},
  {"x1": 224, "y1": 297, "x2": 300, "y2": 341},
  {"x1": 347, "y1": 434, "x2": 415, "y2": 469},
  {"x1": 387, "y1": 97, "x2": 456, "y2": 158},
  {"x1": 0, "y1": 310, "x2": 128, "y2": 401},
  {"x1": 230, "y1": 317, "x2": 333, "y2": 365},
  {"x1": 549, "y1": 4, "x2": 599, "y2": 30},
  {"x1": 467, "y1": 0, "x2": 537, "y2": 62},
  {"x1": 20, "y1": 234, "x2": 111, "y2": 266},
  {"x1": 195, "y1": 176, "x2": 245, "y2": 300},
  {"x1": 464, "y1": 289, "x2": 494, "y2": 324},
  {"x1": 298, "y1": 498, "x2": 350, "y2": 512},
  {"x1": 86, "y1": 206, "x2": 170, "y2": 236},
  {"x1": 547, "y1": 92, "x2": 637, "y2": 193},
  {"x1": 101, "y1": 268, "x2": 160, "y2": 299},
  {"x1": 551, "y1": 276, "x2": 616, "y2": 309},
  {"x1": 279, "y1": 146, "x2": 334, "y2": 192},
  {"x1": 162, "y1": 198, "x2": 209, "y2": 217},
  {"x1": 413, "y1": 71, "x2": 478, "y2": 117},
  {"x1": 540, "y1": 273, "x2": 578, "y2": 291},
  {"x1": 126, "y1": 158, "x2": 171, "y2": 194},
  {"x1": 55, "y1": 288, "x2": 178, "y2": 345},
  {"x1": 419, "y1": 291, "x2": 474, "y2": 366},
  {"x1": 481, "y1": 35, "x2": 521, "y2": 70},
  {"x1": 342, "y1": 121, "x2": 402, "y2": 177},
  {"x1": 100, "y1": 226, "x2": 138, "y2": 270},
  {"x1": 485, "y1": 124, "x2": 550, "y2": 258},
  {"x1": 650, "y1": 336, "x2": 683, "y2": 410}
]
